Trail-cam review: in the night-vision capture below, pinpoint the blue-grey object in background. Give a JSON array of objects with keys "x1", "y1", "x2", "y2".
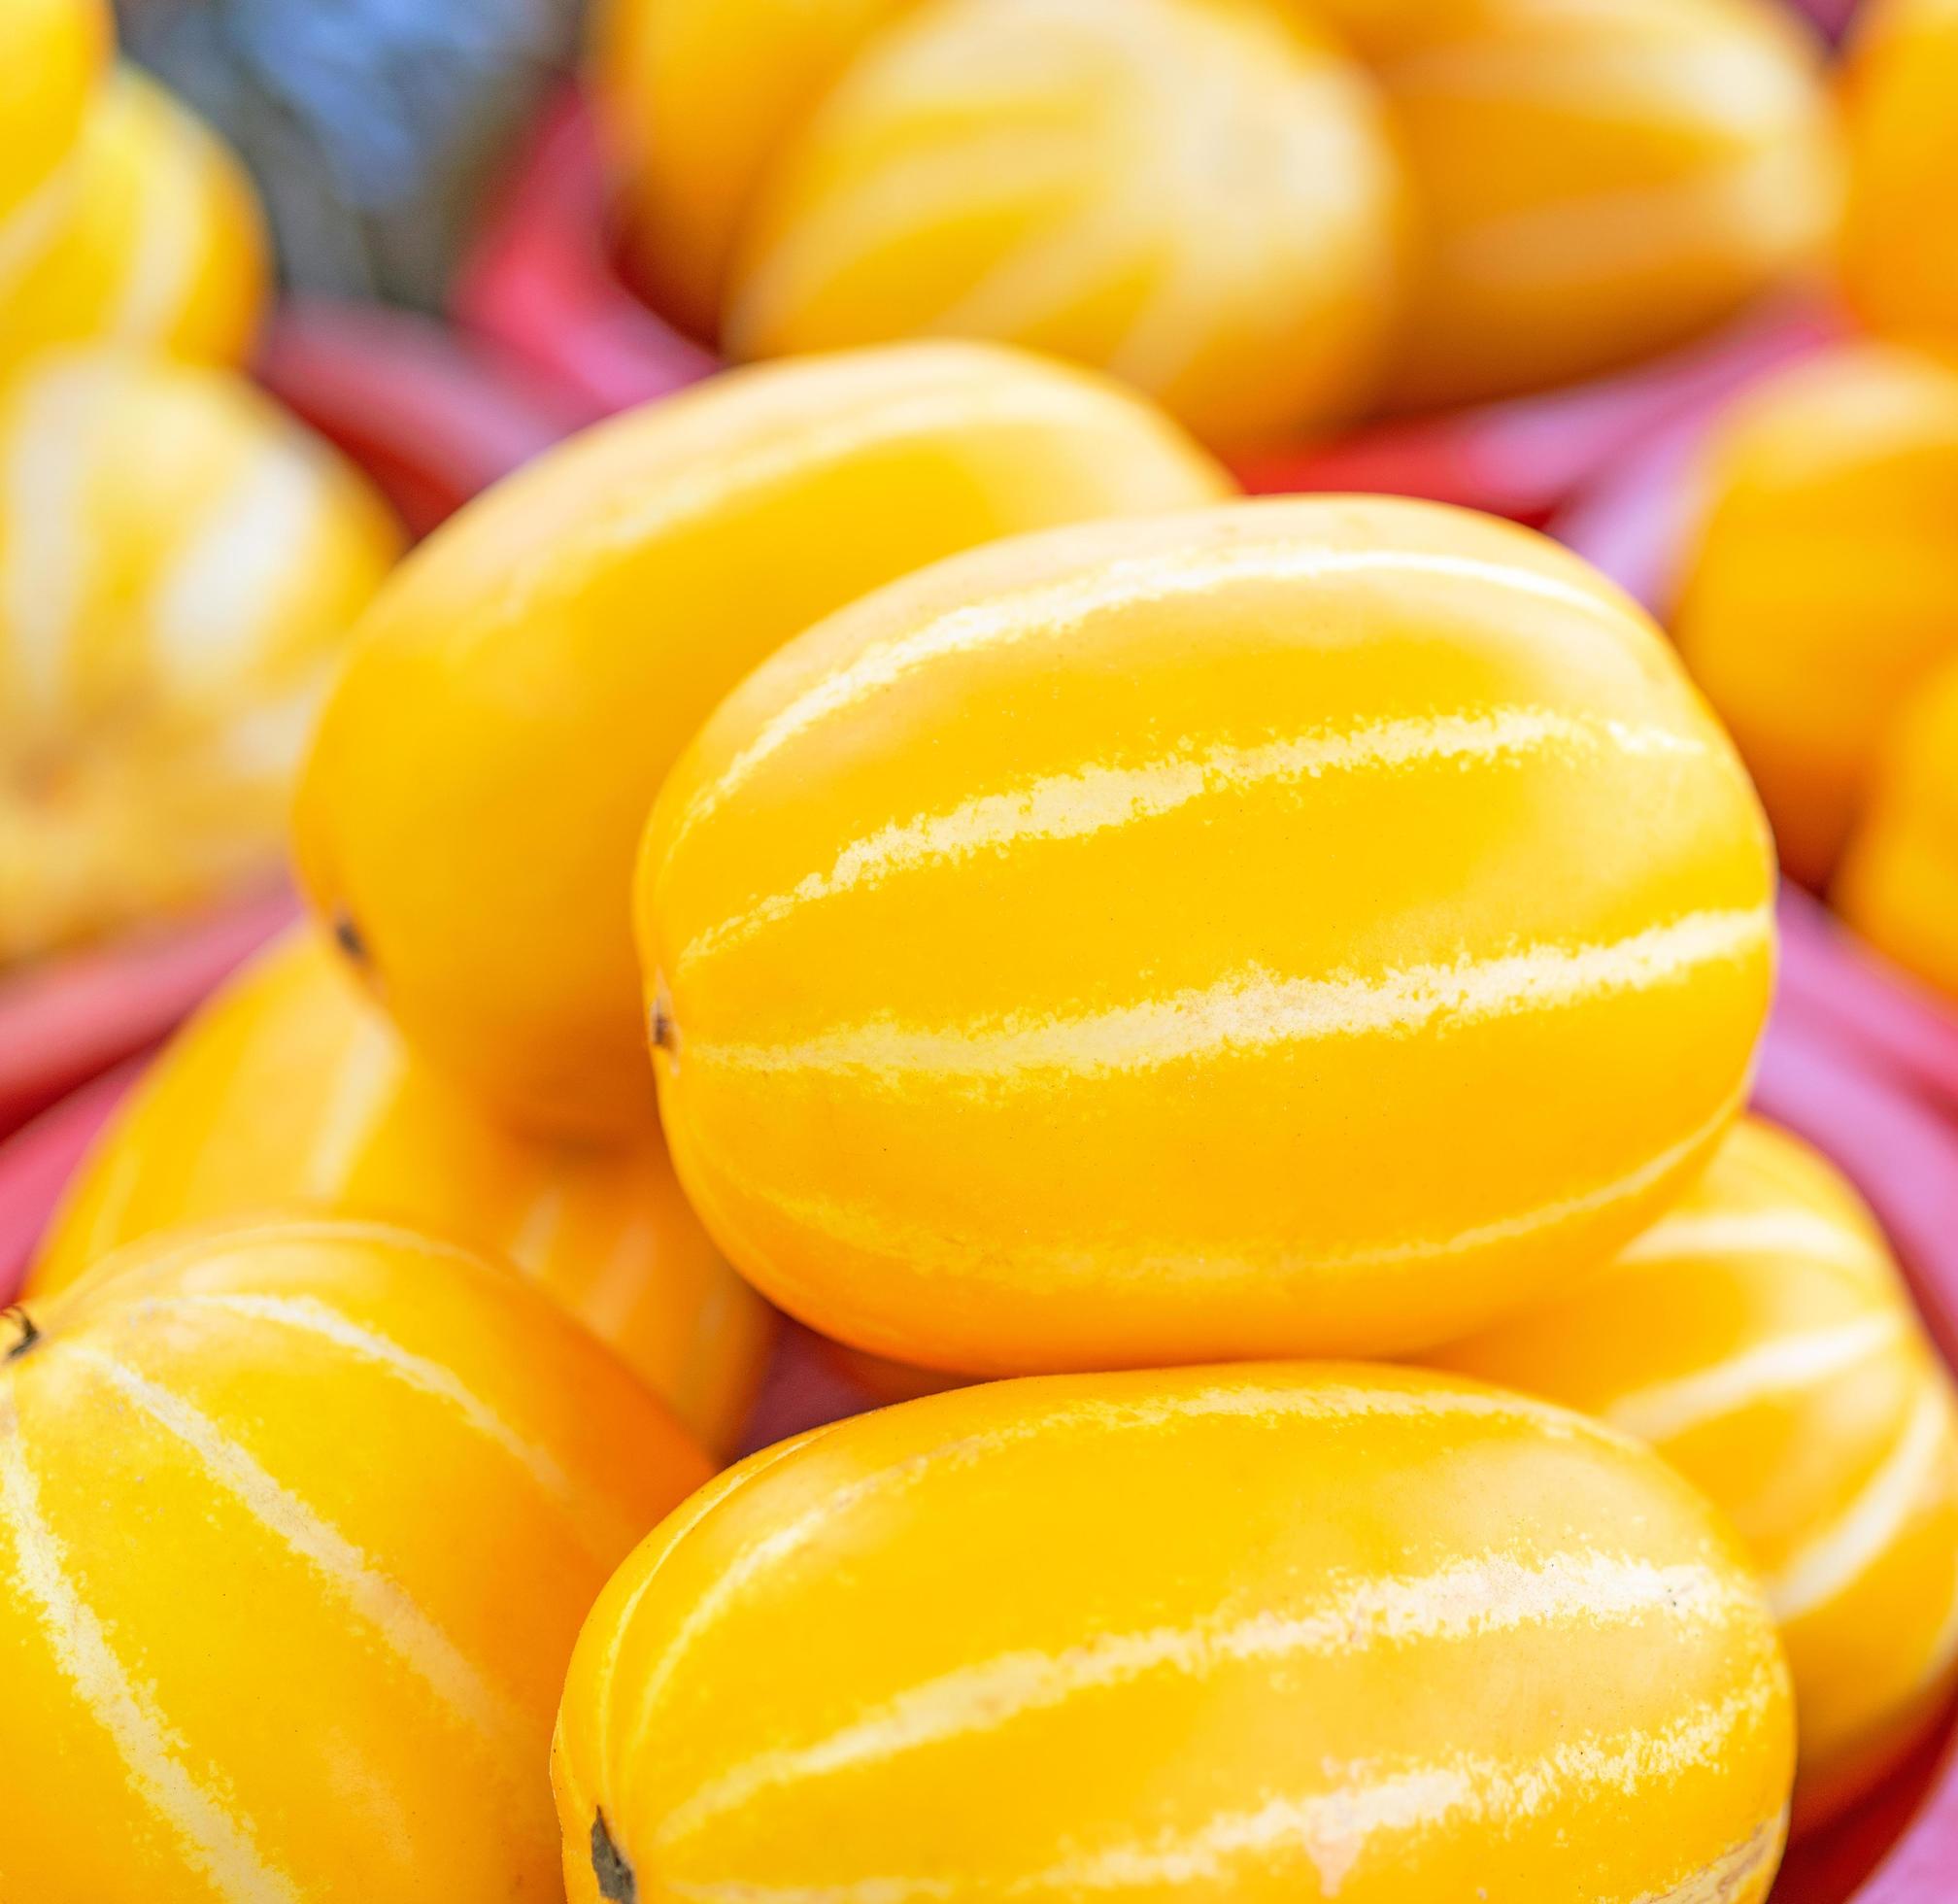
[{"x1": 118, "y1": 0, "x2": 584, "y2": 308}]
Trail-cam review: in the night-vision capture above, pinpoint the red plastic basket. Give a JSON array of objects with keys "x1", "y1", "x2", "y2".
[
  {"x1": 0, "y1": 302, "x2": 577, "y2": 1147},
  {"x1": 454, "y1": 92, "x2": 1842, "y2": 525}
]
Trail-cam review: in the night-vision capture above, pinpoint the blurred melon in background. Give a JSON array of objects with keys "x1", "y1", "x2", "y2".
[
  {"x1": 591, "y1": 0, "x2": 1841, "y2": 444},
  {"x1": 0, "y1": 350, "x2": 400, "y2": 967}
]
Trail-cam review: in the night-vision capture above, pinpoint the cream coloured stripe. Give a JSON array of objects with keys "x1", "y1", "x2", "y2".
[
  {"x1": 1628, "y1": 1817, "x2": 1787, "y2": 1904},
  {"x1": 1437, "y1": 144, "x2": 1819, "y2": 293},
  {"x1": 657, "y1": 1550, "x2": 1753, "y2": 1848},
  {"x1": 68, "y1": 1345, "x2": 530, "y2": 1755},
  {"x1": 0, "y1": 148, "x2": 81, "y2": 289},
  {"x1": 147, "y1": 439, "x2": 326, "y2": 690},
  {"x1": 141, "y1": 1290, "x2": 633, "y2": 1568},
  {"x1": 109, "y1": 121, "x2": 202, "y2": 343},
  {"x1": 298, "y1": 1018, "x2": 400, "y2": 1196},
  {"x1": 678, "y1": 708, "x2": 1706, "y2": 974},
  {"x1": 689, "y1": 908, "x2": 1769, "y2": 1086},
  {"x1": 508, "y1": 1182, "x2": 569, "y2": 1273},
  {"x1": 1618, "y1": 1208, "x2": 1881, "y2": 1275},
  {"x1": 671, "y1": 539, "x2": 1639, "y2": 848},
  {"x1": 0, "y1": 357, "x2": 108, "y2": 713},
  {"x1": 1770, "y1": 1386, "x2": 1956, "y2": 1621},
  {"x1": 1606, "y1": 1314, "x2": 1908, "y2": 1446},
  {"x1": 664, "y1": 1675, "x2": 1782, "y2": 1902},
  {"x1": 625, "y1": 1380, "x2": 1606, "y2": 1754},
  {"x1": 0, "y1": 1389, "x2": 305, "y2": 1902}
]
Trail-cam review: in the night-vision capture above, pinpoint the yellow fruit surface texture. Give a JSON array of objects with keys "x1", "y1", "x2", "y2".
[
  {"x1": 0, "y1": 0, "x2": 107, "y2": 241},
  {"x1": 30, "y1": 930, "x2": 773, "y2": 1459},
  {"x1": 639, "y1": 494, "x2": 1776, "y2": 1375},
  {"x1": 721, "y1": 0, "x2": 1406, "y2": 450},
  {"x1": 1840, "y1": 0, "x2": 1958, "y2": 348},
  {"x1": 1373, "y1": 0, "x2": 1840, "y2": 412},
  {"x1": 1433, "y1": 1116, "x2": 1958, "y2": 1831},
  {"x1": 554, "y1": 1363, "x2": 1795, "y2": 1904},
  {"x1": 1674, "y1": 343, "x2": 1958, "y2": 889},
  {"x1": 295, "y1": 342, "x2": 1229, "y2": 1138},
  {"x1": 1838, "y1": 653, "x2": 1958, "y2": 1003},
  {"x1": 0, "y1": 1217, "x2": 711, "y2": 1904},
  {"x1": 0, "y1": 66, "x2": 267, "y2": 377},
  {"x1": 594, "y1": 0, "x2": 1838, "y2": 435},
  {"x1": 0, "y1": 350, "x2": 401, "y2": 966}
]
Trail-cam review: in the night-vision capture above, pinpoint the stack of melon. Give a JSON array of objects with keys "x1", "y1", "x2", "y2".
[
  {"x1": 0, "y1": 0, "x2": 399, "y2": 971},
  {"x1": 7, "y1": 330, "x2": 1955, "y2": 1903},
  {"x1": 591, "y1": 0, "x2": 1843, "y2": 448}
]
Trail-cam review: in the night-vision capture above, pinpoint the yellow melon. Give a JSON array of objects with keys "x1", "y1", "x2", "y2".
[
  {"x1": 1433, "y1": 1116, "x2": 1958, "y2": 1830},
  {"x1": 639, "y1": 494, "x2": 1775, "y2": 1373},
  {"x1": 0, "y1": 1217, "x2": 710, "y2": 1901},
  {"x1": 555, "y1": 1363, "x2": 1794, "y2": 1904},
  {"x1": 0, "y1": 349, "x2": 401, "y2": 966}
]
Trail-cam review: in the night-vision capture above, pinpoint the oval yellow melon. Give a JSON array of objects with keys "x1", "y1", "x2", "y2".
[
  {"x1": 638, "y1": 494, "x2": 1776, "y2": 1374},
  {"x1": 1431, "y1": 1116, "x2": 1958, "y2": 1832},
  {"x1": 0, "y1": 67, "x2": 267, "y2": 376},
  {"x1": 0, "y1": 1216, "x2": 711, "y2": 1903},
  {"x1": 0, "y1": 0, "x2": 107, "y2": 247},
  {"x1": 592, "y1": 0, "x2": 919, "y2": 338},
  {"x1": 1673, "y1": 342, "x2": 1958, "y2": 888},
  {"x1": 294, "y1": 341, "x2": 1230, "y2": 1137},
  {"x1": 1840, "y1": 0, "x2": 1958, "y2": 349},
  {"x1": 30, "y1": 930, "x2": 774, "y2": 1458},
  {"x1": 555, "y1": 1363, "x2": 1795, "y2": 1904},
  {"x1": 0, "y1": 349, "x2": 401, "y2": 966},
  {"x1": 1837, "y1": 653, "x2": 1958, "y2": 1001},
  {"x1": 721, "y1": 0, "x2": 1407, "y2": 448},
  {"x1": 1375, "y1": 0, "x2": 1840, "y2": 411}
]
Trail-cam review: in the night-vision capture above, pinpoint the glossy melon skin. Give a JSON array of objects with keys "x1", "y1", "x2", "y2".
[
  {"x1": 1374, "y1": 0, "x2": 1840, "y2": 412},
  {"x1": 294, "y1": 342, "x2": 1230, "y2": 1139},
  {"x1": 0, "y1": 0, "x2": 107, "y2": 242},
  {"x1": 722, "y1": 0, "x2": 1407, "y2": 450},
  {"x1": 639, "y1": 494, "x2": 1775, "y2": 1375},
  {"x1": 554, "y1": 1363, "x2": 1794, "y2": 1904},
  {"x1": 1840, "y1": 0, "x2": 1958, "y2": 350},
  {"x1": 0, "y1": 67, "x2": 267, "y2": 376},
  {"x1": 1673, "y1": 343, "x2": 1958, "y2": 888},
  {"x1": 0, "y1": 1217, "x2": 712, "y2": 1904},
  {"x1": 1432, "y1": 1116, "x2": 1958, "y2": 1833},
  {"x1": 1838, "y1": 655, "x2": 1958, "y2": 1003},
  {"x1": 0, "y1": 349, "x2": 402, "y2": 967},
  {"x1": 29, "y1": 931, "x2": 773, "y2": 1459}
]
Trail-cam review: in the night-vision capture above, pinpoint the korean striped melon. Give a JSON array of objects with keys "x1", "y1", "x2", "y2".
[
  {"x1": 29, "y1": 930, "x2": 773, "y2": 1458},
  {"x1": 0, "y1": 67, "x2": 266, "y2": 376},
  {"x1": 716, "y1": 0, "x2": 1407, "y2": 449},
  {"x1": 1841, "y1": 0, "x2": 1958, "y2": 350},
  {"x1": 638, "y1": 494, "x2": 1776, "y2": 1373},
  {"x1": 0, "y1": 348, "x2": 400, "y2": 965},
  {"x1": 555, "y1": 1363, "x2": 1795, "y2": 1904},
  {"x1": 294, "y1": 342, "x2": 1229, "y2": 1138},
  {"x1": 1838, "y1": 653, "x2": 1958, "y2": 1002},
  {"x1": 1432, "y1": 1116, "x2": 1958, "y2": 1831},
  {"x1": 1372, "y1": 0, "x2": 1840, "y2": 412},
  {"x1": 0, "y1": 1217, "x2": 711, "y2": 1903},
  {"x1": 0, "y1": 0, "x2": 107, "y2": 248},
  {"x1": 1673, "y1": 342, "x2": 1958, "y2": 887}
]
